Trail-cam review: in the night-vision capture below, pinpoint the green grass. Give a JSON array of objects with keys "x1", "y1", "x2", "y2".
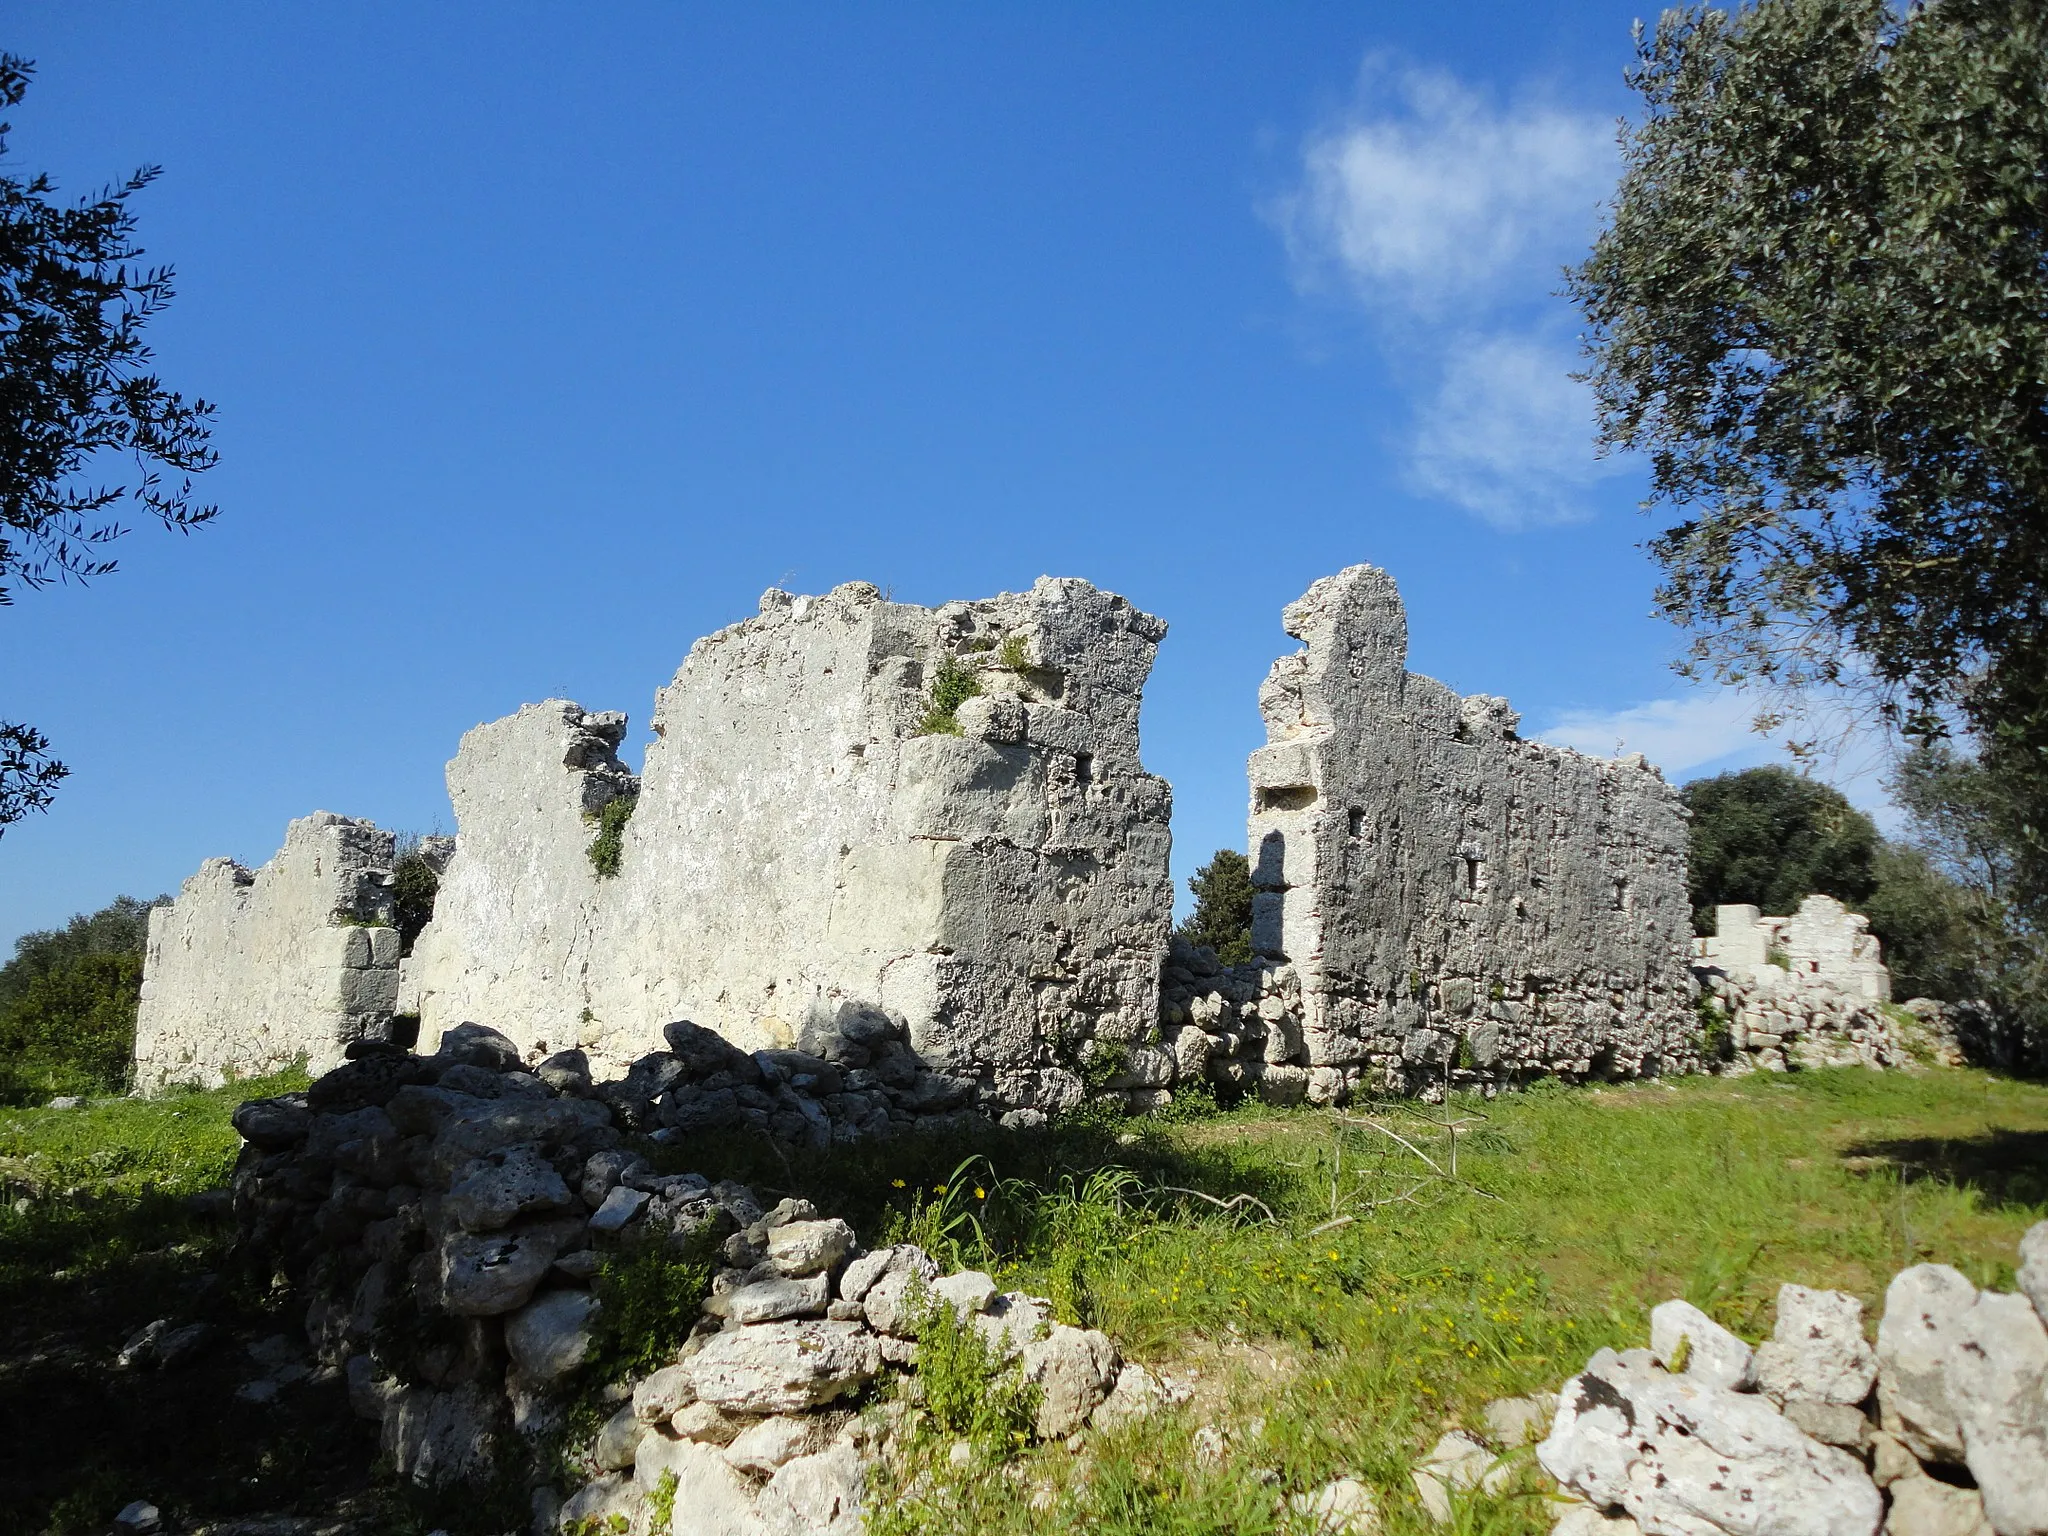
[{"x1": 3, "y1": 1065, "x2": 2044, "y2": 1534}]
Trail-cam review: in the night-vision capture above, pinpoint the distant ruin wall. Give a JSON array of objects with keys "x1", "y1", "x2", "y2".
[
  {"x1": 134, "y1": 813, "x2": 401, "y2": 1090},
  {"x1": 1240, "y1": 565, "x2": 1697, "y2": 1091},
  {"x1": 409, "y1": 578, "x2": 1175, "y2": 1112}
]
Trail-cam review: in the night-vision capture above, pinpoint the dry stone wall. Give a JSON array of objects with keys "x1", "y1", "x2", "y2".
[
  {"x1": 409, "y1": 578, "x2": 1175, "y2": 1116},
  {"x1": 133, "y1": 813, "x2": 403, "y2": 1090},
  {"x1": 1238, "y1": 566, "x2": 1697, "y2": 1094}
]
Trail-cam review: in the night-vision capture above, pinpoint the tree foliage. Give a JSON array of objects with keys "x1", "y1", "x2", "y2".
[
  {"x1": 1572, "y1": 0, "x2": 2048, "y2": 766},
  {"x1": 1176, "y1": 848, "x2": 1253, "y2": 966},
  {"x1": 1681, "y1": 766, "x2": 1879, "y2": 932},
  {"x1": 0, "y1": 893, "x2": 167, "y2": 1102},
  {"x1": 1, "y1": 54, "x2": 218, "y2": 829}
]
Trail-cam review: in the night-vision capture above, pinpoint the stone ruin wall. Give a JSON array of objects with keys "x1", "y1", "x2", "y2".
[
  {"x1": 1161, "y1": 566, "x2": 1698, "y2": 1100},
  {"x1": 407, "y1": 577, "x2": 1175, "y2": 1116},
  {"x1": 133, "y1": 812, "x2": 403, "y2": 1090}
]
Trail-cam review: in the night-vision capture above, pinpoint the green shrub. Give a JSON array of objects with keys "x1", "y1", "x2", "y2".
[
  {"x1": 585, "y1": 1240, "x2": 712, "y2": 1380},
  {"x1": 389, "y1": 848, "x2": 440, "y2": 956},
  {"x1": 917, "y1": 657, "x2": 983, "y2": 736},
  {"x1": 0, "y1": 895, "x2": 167, "y2": 1104},
  {"x1": 905, "y1": 1278, "x2": 1040, "y2": 1450},
  {"x1": 587, "y1": 793, "x2": 639, "y2": 879},
  {"x1": 1696, "y1": 994, "x2": 1733, "y2": 1062},
  {"x1": 1175, "y1": 849, "x2": 1253, "y2": 966},
  {"x1": 997, "y1": 634, "x2": 1031, "y2": 672}
]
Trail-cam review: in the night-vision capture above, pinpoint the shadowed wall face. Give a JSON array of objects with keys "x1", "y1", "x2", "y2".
[{"x1": 1247, "y1": 564, "x2": 1696, "y2": 1090}]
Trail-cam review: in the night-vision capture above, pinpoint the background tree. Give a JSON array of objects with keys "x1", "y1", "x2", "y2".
[
  {"x1": 1176, "y1": 848, "x2": 1253, "y2": 966},
  {"x1": 0, "y1": 893, "x2": 167, "y2": 1102},
  {"x1": 1572, "y1": 0, "x2": 2048, "y2": 890},
  {"x1": 1, "y1": 54, "x2": 218, "y2": 830},
  {"x1": 1681, "y1": 766, "x2": 1878, "y2": 933}
]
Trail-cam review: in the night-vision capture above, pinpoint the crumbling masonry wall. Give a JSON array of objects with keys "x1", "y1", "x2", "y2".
[
  {"x1": 1240, "y1": 565, "x2": 1697, "y2": 1092},
  {"x1": 408, "y1": 578, "x2": 1175, "y2": 1113},
  {"x1": 134, "y1": 813, "x2": 402, "y2": 1089}
]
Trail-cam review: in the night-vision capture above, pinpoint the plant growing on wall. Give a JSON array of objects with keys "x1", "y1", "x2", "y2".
[
  {"x1": 586, "y1": 792, "x2": 638, "y2": 878},
  {"x1": 916, "y1": 655, "x2": 982, "y2": 736},
  {"x1": 1176, "y1": 848, "x2": 1253, "y2": 966}
]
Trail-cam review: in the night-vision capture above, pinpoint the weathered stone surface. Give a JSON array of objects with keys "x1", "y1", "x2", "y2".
[
  {"x1": 437, "y1": 1224, "x2": 566, "y2": 1315},
  {"x1": 442, "y1": 1146, "x2": 574, "y2": 1233},
  {"x1": 1288, "y1": 1476, "x2": 1380, "y2": 1534},
  {"x1": 559, "y1": 1472, "x2": 637, "y2": 1531},
  {"x1": 1551, "y1": 1508, "x2": 1642, "y2": 1536},
  {"x1": 1538, "y1": 1348, "x2": 1882, "y2": 1536},
  {"x1": 588, "y1": 1184, "x2": 650, "y2": 1233},
  {"x1": 1650, "y1": 1300, "x2": 1755, "y2": 1393},
  {"x1": 381, "y1": 1380, "x2": 502, "y2": 1486},
  {"x1": 723, "y1": 1414, "x2": 831, "y2": 1476},
  {"x1": 1411, "y1": 1431, "x2": 1500, "y2": 1524},
  {"x1": 593, "y1": 1404, "x2": 645, "y2": 1471},
  {"x1": 136, "y1": 813, "x2": 401, "y2": 1089},
  {"x1": 1244, "y1": 567, "x2": 1694, "y2": 1091},
  {"x1": 1945, "y1": 1289, "x2": 2048, "y2": 1536},
  {"x1": 1019, "y1": 1324, "x2": 1120, "y2": 1439},
  {"x1": 1481, "y1": 1392, "x2": 1558, "y2": 1447},
  {"x1": 861, "y1": 1266, "x2": 937, "y2": 1337},
  {"x1": 765, "y1": 1219, "x2": 855, "y2": 1279},
  {"x1": 673, "y1": 1400, "x2": 751, "y2": 1445},
  {"x1": 726, "y1": 1275, "x2": 831, "y2": 1325},
  {"x1": 686, "y1": 1321, "x2": 882, "y2": 1414},
  {"x1": 1877, "y1": 1265, "x2": 1976, "y2": 1465},
  {"x1": 1091, "y1": 1362, "x2": 1181, "y2": 1430},
  {"x1": 1754, "y1": 1285, "x2": 1877, "y2": 1407},
  {"x1": 504, "y1": 1288, "x2": 597, "y2": 1384},
  {"x1": 1886, "y1": 1475, "x2": 1996, "y2": 1536},
  {"x1": 2018, "y1": 1221, "x2": 2048, "y2": 1328},
  {"x1": 757, "y1": 1442, "x2": 865, "y2": 1536},
  {"x1": 1780, "y1": 1400, "x2": 1868, "y2": 1452},
  {"x1": 634, "y1": 1363, "x2": 697, "y2": 1422},
  {"x1": 407, "y1": 580, "x2": 1175, "y2": 1104},
  {"x1": 975, "y1": 1291, "x2": 1054, "y2": 1360},
  {"x1": 634, "y1": 1432, "x2": 760, "y2": 1535},
  {"x1": 930, "y1": 1270, "x2": 1000, "y2": 1320},
  {"x1": 841, "y1": 1246, "x2": 936, "y2": 1312},
  {"x1": 232, "y1": 1097, "x2": 312, "y2": 1151}
]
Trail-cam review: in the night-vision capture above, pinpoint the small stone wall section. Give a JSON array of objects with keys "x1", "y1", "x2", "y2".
[
  {"x1": 134, "y1": 813, "x2": 402, "y2": 1090},
  {"x1": 1239, "y1": 566, "x2": 1697, "y2": 1094},
  {"x1": 409, "y1": 578, "x2": 1175, "y2": 1116}
]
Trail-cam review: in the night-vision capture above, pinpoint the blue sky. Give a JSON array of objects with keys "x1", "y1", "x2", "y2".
[{"x1": 2, "y1": 3, "x2": 1812, "y2": 948}]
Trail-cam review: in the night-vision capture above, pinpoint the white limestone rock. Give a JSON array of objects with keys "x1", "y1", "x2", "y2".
[
  {"x1": 1878, "y1": 1265, "x2": 1976, "y2": 1465},
  {"x1": 1019, "y1": 1324, "x2": 1120, "y2": 1440},
  {"x1": 757, "y1": 1442, "x2": 866, "y2": 1536},
  {"x1": 1411, "y1": 1431, "x2": 1499, "y2": 1524},
  {"x1": 930, "y1": 1270, "x2": 999, "y2": 1320},
  {"x1": 2018, "y1": 1221, "x2": 2048, "y2": 1328},
  {"x1": 726, "y1": 1275, "x2": 831, "y2": 1326},
  {"x1": 1944, "y1": 1290, "x2": 2048, "y2": 1536},
  {"x1": 442, "y1": 1146, "x2": 574, "y2": 1233},
  {"x1": 634, "y1": 1363, "x2": 697, "y2": 1423},
  {"x1": 1885, "y1": 1475, "x2": 1996, "y2": 1536},
  {"x1": 1754, "y1": 1284, "x2": 1878, "y2": 1406},
  {"x1": 593, "y1": 1404, "x2": 645, "y2": 1471},
  {"x1": 765, "y1": 1219, "x2": 856, "y2": 1279},
  {"x1": 1288, "y1": 1476, "x2": 1380, "y2": 1534},
  {"x1": 1481, "y1": 1392, "x2": 1559, "y2": 1447},
  {"x1": 504, "y1": 1288, "x2": 597, "y2": 1384},
  {"x1": 381, "y1": 1379, "x2": 503, "y2": 1487},
  {"x1": 588, "y1": 1184, "x2": 650, "y2": 1233},
  {"x1": 686, "y1": 1321, "x2": 883, "y2": 1414},
  {"x1": 723, "y1": 1414, "x2": 832, "y2": 1476},
  {"x1": 634, "y1": 1432, "x2": 760, "y2": 1536},
  {"x1": 1537, "y1": 1348, "x2": 1882, "y2": 1536},
  {"x1": 837, "y1": 1245, "x2": 930, "y2": 1305},
  {"x1": 559, "y1": 1472, "x2": 637, "y2": 1531},
  {"x1": 1090, "y1": 1362, "x2": 1181, "y2": 1431},
  {"x1": 1649, "y1": 1300, "x2": 1755, "y2": 1392},
  {"x1": 1551, "y1": 1507, "x2": 1641, "y2": 1536},
  {"x1": 437, "y1": 1224, "x2": 567, "y2": 1315}
]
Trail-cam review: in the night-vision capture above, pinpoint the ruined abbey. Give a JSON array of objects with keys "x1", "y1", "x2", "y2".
[{"x1": 133, "y1": 564, "x2": 1918, "y2": 1111}]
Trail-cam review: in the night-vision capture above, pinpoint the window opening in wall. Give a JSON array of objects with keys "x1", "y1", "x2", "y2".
[
  {"x1": 1612, "y1": 877, "x2": 1629, "y2": 911},
  {"x1": 1347, "y1": 808, "x2": 1365, "y2": 839},
  {"x1": 1464, "y1": 856, "x2": 1481, "y2": 893},
  {"x1": 1255, "y1": 785, "x2": 1318, "y2": 813},
  {"x1": 1075, "y1": 752, "x2": 1094, "y2": 785}
]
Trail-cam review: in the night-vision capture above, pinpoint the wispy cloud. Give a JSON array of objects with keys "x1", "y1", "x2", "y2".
[
  {"x1": 1540, "y1": 692, "x2": 1762, "y2": 775},
  {"x1": 1278, "y1": 66, "x2": 1615, "y2": 318},
  {"x1": 1408, "y1": 333, "x2": 1625, "y2": 528},
  {"x1": 1272, "y1": 63, "x2": 1623, "y2": 526}
]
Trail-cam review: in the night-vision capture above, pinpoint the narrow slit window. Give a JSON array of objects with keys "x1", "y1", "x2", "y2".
[
  {"x1": 1347, "y1": 809, "x2": 1365, "y2": 839},
  {"x1": 1075, "y1": 752, "x2": 1094, "y2": 785}
]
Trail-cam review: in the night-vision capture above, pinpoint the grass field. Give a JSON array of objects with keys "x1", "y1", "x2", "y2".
[{"x1": 3, "y1": 1065, "x2": 2044, "y2": 1534}]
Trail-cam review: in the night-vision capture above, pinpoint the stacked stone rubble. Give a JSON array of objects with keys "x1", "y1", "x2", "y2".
[
  {"x1": 135, "y1": 813, "x2": 404, "y2": 1089},
  {"x1": 1534, "y1": 1228, "x2": 2048, "y2": 1536},
  {"x1": 229, "y1": 1031, "x2": 1162, "y2": 1533},
  {"x1": 1692, "y1": 898, "x2": 1965, "y2": 1072}
]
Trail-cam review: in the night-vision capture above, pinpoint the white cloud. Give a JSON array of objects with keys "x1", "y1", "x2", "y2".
[
  {"x1": 1279, "y1": 66, "x2": 1615, "y2": 316},
  {"x1": 1407, "y1": 331, "x2": 1624, "y2": 528},
  {"x1": 1540, "y1": 692, "x2": 1763, "y2": 775}
]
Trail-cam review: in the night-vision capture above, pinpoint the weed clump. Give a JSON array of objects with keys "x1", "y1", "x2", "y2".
[
  {"x1": 905, "y1": 1279, "x2": 1040, "y2": 1449},
  {"x1": 586, "y1": 792, "x2": 639, "y2": 879},
  {"x1": 585, "y1": 1241, "x2": 712, "y2": 1380},
  {"x1": 916, "y1": 656, "x2": 982, "y2": 736}
]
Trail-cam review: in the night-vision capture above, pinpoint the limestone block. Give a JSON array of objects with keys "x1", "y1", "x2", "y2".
[
  {"x1": 1538, "y1": 1349, "x2": 1882, "y2": 1536},
  {"x1": 1756, "y1": 1285, "x2": 1878, "y2": 1406},
  {"x1": 1945, "y1": 1290, "x2": 2048, "y2": 1536},
  {"x1": 381, "y1": 1379, "x2": 503, "y2": 1487},
  {"x1": 726, "y1": 1274, "x2": 831, "y2": 1325},
  {"x1": 685, "y1": 1320, "x2": 882, "y2": 1413},
  {"x1": 758, "y1": 1442, "x2": 866, "y2": 1536},
  {"x1": 1650, "y1": 1299, "x2": 1757, "y2": 1393},
  {"x1": 1887, "y1": 1475, "x2": 1997, "y2": 1536},
  {"x1": 765, "y1": 1218, "x2": 856, "y2": 1278},
  {"x1": 633, "y1": 1363, "x2": 697, "y2": 1423},
  {"x1": 723, "y1": 1413, "x2": 832, "y2": 1476},
  {"x1": 442, "y1": 1146, "x2": 574, "y2": 1233},
  {"x1": 1019, "y1": 1323, "x2": 1120, "y2": 1439},
  {"x1": 1878, "y1": 1265, "x2": 1975, "y2": 1465},
  {"x1": 438, "y1": 1223, "x2": 568, "y2": 1315},
  {"x1": 1288, "y1": 1476, "x2": 1380, "y2": 1534},
  {"x1": 634, "y1": 1432, "x2": 760, "y2": 1536},
  {"x1": 504, "y1": 1288, "x2": 597, "y2": 1384},
  {"x1": 593, "y1": 1405, "x2": 645, "y2": 1471},
  {"x1": 2019, "y1": 1221, "x2": 2048, "y2": 1327}
]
